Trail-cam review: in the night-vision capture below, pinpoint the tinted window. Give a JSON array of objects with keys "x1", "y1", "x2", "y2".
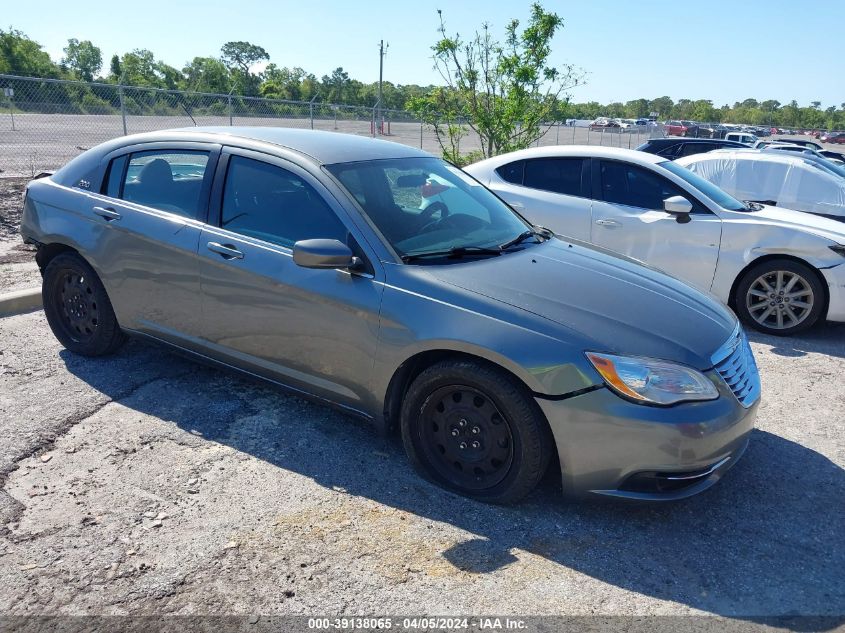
[
  {"x1": 600, "y1": 161, "x2": 689, "y2": 210},
  {"x1": 221, "y1": 156, "x2": 347, "y2": 248},
  {"x1": 121, "y1": 150, "x2": 209, "y2": 218},
  {"x1": 679, "y1": 143, "x2": 716, "y2": 157},
  {"x1": 496, "y1": 161, "x2": 524, "y2": 185},
  {"x1": 523, "y1": 158, "x2": 585, "y2": 197},
  {"x1": 104, "y1": 155, "x2": 128, "y2": 197}
]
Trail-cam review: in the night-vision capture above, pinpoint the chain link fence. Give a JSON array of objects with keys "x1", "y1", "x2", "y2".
[{"x1": 0, "y1": 74, "x2": 664, "y2": 176}]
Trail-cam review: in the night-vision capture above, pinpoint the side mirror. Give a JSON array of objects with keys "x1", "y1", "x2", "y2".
[
  {"x1": 292, "y1": 239, "x2": 362, "y2": 270},
  {"x1": 663, "y1": 195, "x2": 693, "y2": 223}
]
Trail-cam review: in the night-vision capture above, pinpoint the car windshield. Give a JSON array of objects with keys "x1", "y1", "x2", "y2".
[
  {"x1": 326, "y1": 157, "x2": 534, "y2": 261},
  {"x1": 659, "y1": 160, "x2": 748, "y2": 212}
]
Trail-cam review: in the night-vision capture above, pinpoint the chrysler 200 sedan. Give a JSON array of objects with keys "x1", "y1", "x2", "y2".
[{"x1": 21, "y1": 128, "x2": 760, "y2": 503}]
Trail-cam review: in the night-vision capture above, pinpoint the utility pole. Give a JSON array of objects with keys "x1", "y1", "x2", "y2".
[{"x1": 377, "y1": 40, "x2": 388, "y2": 134}]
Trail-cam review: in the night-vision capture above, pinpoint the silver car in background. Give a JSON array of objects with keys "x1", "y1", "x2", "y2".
[{"x1": 21, "y1": 128, "x2": 759, "y2": 503}]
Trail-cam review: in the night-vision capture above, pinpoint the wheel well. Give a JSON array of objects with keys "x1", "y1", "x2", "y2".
[
  {"x1": 35, "y1": 243, "x2": 78, "y2": 273},
  {"x1": 728, "y1": 254, "x2": 829, "y2": 316},
  {"x1": 382, "y1": 350, "x2": 539, "y2": 435}
]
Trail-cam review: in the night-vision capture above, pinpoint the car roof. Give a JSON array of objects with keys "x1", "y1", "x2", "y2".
[
  {"x1": 466, "y1": 145, "x2": 666, "y2": 168},
  {"x1": 164, "y1": 126, "x2": 431, "y2": 164},
  {"x1": 683, "y1": 149, "x2": 819, "y2": 165}
]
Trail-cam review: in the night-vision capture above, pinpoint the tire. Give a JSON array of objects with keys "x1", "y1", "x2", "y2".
[
  {"x1": 734, "y1": 259, "x2": 825, "y2": 336},
  {"x1": 42, "y1": 252, "x2": 126, "y2": 356},
  {"x1": 400, "y1": 359, "x2": 554, "y2": 504}
]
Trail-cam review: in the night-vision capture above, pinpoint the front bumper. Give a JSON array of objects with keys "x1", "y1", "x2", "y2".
[
  {"x1": 536, "y1": 379, "x2": 758, "y2": 501},
  {"x1": 821, "y1": 263, "x2": 845, "y2": 322}
]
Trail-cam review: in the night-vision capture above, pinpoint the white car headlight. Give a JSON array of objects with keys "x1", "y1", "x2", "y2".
[{"x1": 585, "y1": 352, "x2": 719, "y2": 406}]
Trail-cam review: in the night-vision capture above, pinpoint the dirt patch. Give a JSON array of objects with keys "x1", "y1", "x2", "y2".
[
  {"x1": 0, "y1": 177, "x2": 38, "y2": 291},
  {"x1": 0, "y1": 178, "x2": 28, "y2": 242}
]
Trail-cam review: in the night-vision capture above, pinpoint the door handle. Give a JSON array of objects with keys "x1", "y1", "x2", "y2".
[
  {"x1": 93, "y1": 206, "x2": 122, "y2": 221},
  {"x1": 594, "y1": 218, "x2": 621, "y2": 227},
  {"x1": 207, "y1": 241, "x2": 244, "y2": 260}
]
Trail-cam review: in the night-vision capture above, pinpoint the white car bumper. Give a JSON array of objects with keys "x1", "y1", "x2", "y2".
[{"x1": 822, "y1": 263, "x2": 845, "y2": 322}]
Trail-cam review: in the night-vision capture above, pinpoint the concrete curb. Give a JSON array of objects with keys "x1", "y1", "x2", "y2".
[{"x1": 0, "y1": 287, "x2": 42, "y2": 317}]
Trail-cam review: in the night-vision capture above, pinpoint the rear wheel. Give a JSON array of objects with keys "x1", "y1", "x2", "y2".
[
  {"x1": 400, "y1": 359, "x2": 553, "y2": 504},
  {"x1": 734, "y1": 259, "x2": 825, "y2": 336},
  {"x1": 42, "y1": 252, "x2": 126, "y2": 356}
]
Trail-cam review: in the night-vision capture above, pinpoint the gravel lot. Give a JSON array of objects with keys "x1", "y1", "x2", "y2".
[{"x1": 0, "y1": 308, "x2": 843, "y2": 622}]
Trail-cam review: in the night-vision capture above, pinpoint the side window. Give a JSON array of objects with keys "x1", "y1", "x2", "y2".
[
  {"x1": 600, "y1": 161, "x2": 690, "y2": 211},
  {"x1": 523, "y1": 158, "x2": 585, "y2": 197},
  {"x1": 657, "y1": 143, "x2": 682, "y2": 158},
  {"x1": 103, "y1": 155, "x2": 128, "y2": 197},
  {"x1": 121, "y1": 150, "x2": 210, "y2": 218},
  {"x1": 496, "y1": 160, "x2": 525, "y2": 185},
  {"x1": 679, "y1": 143, "x2": 715, "y2": 157},
  {"x1": 221, "y1": 156, "x2": 347, "y2": 248}
]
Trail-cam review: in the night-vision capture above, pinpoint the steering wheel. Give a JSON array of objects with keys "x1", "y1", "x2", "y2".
[{"x1": 416, "y1": 201, "x2": 450, "y2": 232}]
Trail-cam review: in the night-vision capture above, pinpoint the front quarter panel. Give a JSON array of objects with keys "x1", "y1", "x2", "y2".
[
  {"x1": 710, "y1": 210, "x2": 845, "y2": 310},
  {"x1": 372, "y1": 264, "x2": 601, "y2": 406}
]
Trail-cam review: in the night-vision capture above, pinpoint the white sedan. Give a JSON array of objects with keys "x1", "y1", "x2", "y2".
[{"x1": 464, "y1": 146, "x2": 845, "y2": 336}]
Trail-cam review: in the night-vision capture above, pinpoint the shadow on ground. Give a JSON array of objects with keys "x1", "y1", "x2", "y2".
[
  {"x1": 60, "y1": 339, "x2": 845, "y2": 628},
  {"x1": 746, "y1": 320, "x2": 845, "y2": 359}
]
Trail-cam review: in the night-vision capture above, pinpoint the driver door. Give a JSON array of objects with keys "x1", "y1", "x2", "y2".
[
  {"x1": 589, "y1": 160, "x2": 722, "y2": 292},
  {"x1": 197, "y1": 148, "x2": 385, "y2": 412}
]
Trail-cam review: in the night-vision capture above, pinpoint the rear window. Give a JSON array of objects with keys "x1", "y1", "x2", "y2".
[{"x1": 523, "y1": 158, "x2": 585, "y2": 197}]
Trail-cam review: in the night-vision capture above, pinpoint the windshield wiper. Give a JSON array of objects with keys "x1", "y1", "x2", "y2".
[
  {"x1": 498, "y1": 229, "x2": 542, "y2": 251},
  {"x1": 401, "y1": 245, "x2": 503, "y2": 263}
]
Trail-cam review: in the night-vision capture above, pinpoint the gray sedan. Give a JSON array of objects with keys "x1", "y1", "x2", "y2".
[{"x1": 20, "y1": 128, "x2": 760, "y2": 503}]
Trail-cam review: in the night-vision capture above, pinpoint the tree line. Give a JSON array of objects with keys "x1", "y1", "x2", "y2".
[{"x1": 2, "y1": 19, "x2": 844, "y2": 163}]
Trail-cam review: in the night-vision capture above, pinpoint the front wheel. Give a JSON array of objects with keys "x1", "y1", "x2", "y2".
[
  {"x1": 734, "y1": 259, "x2": 825, "y2": 336},
  {"x1": 400, "y1": 359, "x2": 554, "y2": 504},
  {"x1": 42, "y1": 252, "x2": 126, "y2": 356}
]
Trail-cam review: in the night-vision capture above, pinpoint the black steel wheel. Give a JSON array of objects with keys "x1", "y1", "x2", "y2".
[
  {"x1": 401, "y1": 359, "x2": 554, "y2": 504},
  {"x1": 42, "y1": 252, "x2": 126, "y2": 356},
  {"x1": 417, "y1": 385, "x2": 514, "y2": 491}
]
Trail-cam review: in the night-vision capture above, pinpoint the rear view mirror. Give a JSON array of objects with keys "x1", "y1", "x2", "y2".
[
  {"x1": 663, "y1": 195, "x2": 693, "y2": 223},
  {"x1": 396, "y1": 174, "x2": 428, "y2": 188},
  {"x1": 293, "y1": 239, "x2": 362, "y2": 270}
]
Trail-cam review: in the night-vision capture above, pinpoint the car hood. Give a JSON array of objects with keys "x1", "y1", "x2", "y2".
[
  {"x1": 427, "y1": 238, "x2": 737, "y2": 370},
  {"x1": 731, "y1": 205, "x2": 845, "y2": 243}
]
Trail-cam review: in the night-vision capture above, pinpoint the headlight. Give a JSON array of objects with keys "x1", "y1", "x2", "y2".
[
  {"x1": 585, "y1": 352, "x2": 719, "y2": 406},
  {"x1": 830, "y1": 245, "x2": 845, "y2": 258}
]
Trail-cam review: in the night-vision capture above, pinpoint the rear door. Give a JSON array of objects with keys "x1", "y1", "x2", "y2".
[
  {"x1": 589, "y1": 159, "x2": 722, "y2": 292},
  {"x1": 197, "y1": 147, "x2": 384, "y2": 411},
  {"x1": 85, "y1": 142, "x2": 220, "y2": 346},
  {"x1": 485, "y1": 157, "x2": 593, "y2": 240}
]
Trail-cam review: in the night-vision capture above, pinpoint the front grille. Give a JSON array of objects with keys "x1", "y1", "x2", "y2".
[{"x1": 711, "y1": 325, "x2": 761, "y2": 408}]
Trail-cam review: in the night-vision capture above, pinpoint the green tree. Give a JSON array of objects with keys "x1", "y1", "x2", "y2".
[
  {"x1": 62, "y1": 38, "x2": 102, "y2": 82},
  {"x1": 321, "y1": 67, "x2": 350, "y2": 104},
  {"x1": 220, "y1": 41, "x2": 268, "y2": 95},
  {"x1": 0, "y1": 28, "x2": 60, "y2": 77},
  {"x1": 182, "y1": 57, "x2": 230, "y2": 94},
  {"x1": 411, "y1": 3, "x2": 582, "y2": 162},
  {"x1": 109, "y1": 54, "x2": 121, "y2": 80},
  {"x1": 120, "y1": 49, "x2": 159, "y2": 86}
]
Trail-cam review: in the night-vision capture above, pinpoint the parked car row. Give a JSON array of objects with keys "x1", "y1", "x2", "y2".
[{"x1": 466, "y1": 146, "x2": 845, "y2": 337}]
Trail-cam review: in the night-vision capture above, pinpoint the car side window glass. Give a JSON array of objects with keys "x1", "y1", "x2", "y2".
[
  {"x1": 104, "y1": 155, "x2": 128, "y2": 197},
  {"x1": 121, "y1": 150, "x2": 210, "y2": 218},
  {"x1": 496, "y1": 161, "x2": 524, "y2": 185},
  {"x1": 523, "y1": 158, "x2": 585, "y2": 197},
  {"x1": 600, "y1": 161, "x2": 691, "y2": 211},
  {"x1": 680, "y1": 143, "x2": 714, "y2": 157},
  {"x1": 221, "y1": 156, "x2": 348, "y2": 249}
]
